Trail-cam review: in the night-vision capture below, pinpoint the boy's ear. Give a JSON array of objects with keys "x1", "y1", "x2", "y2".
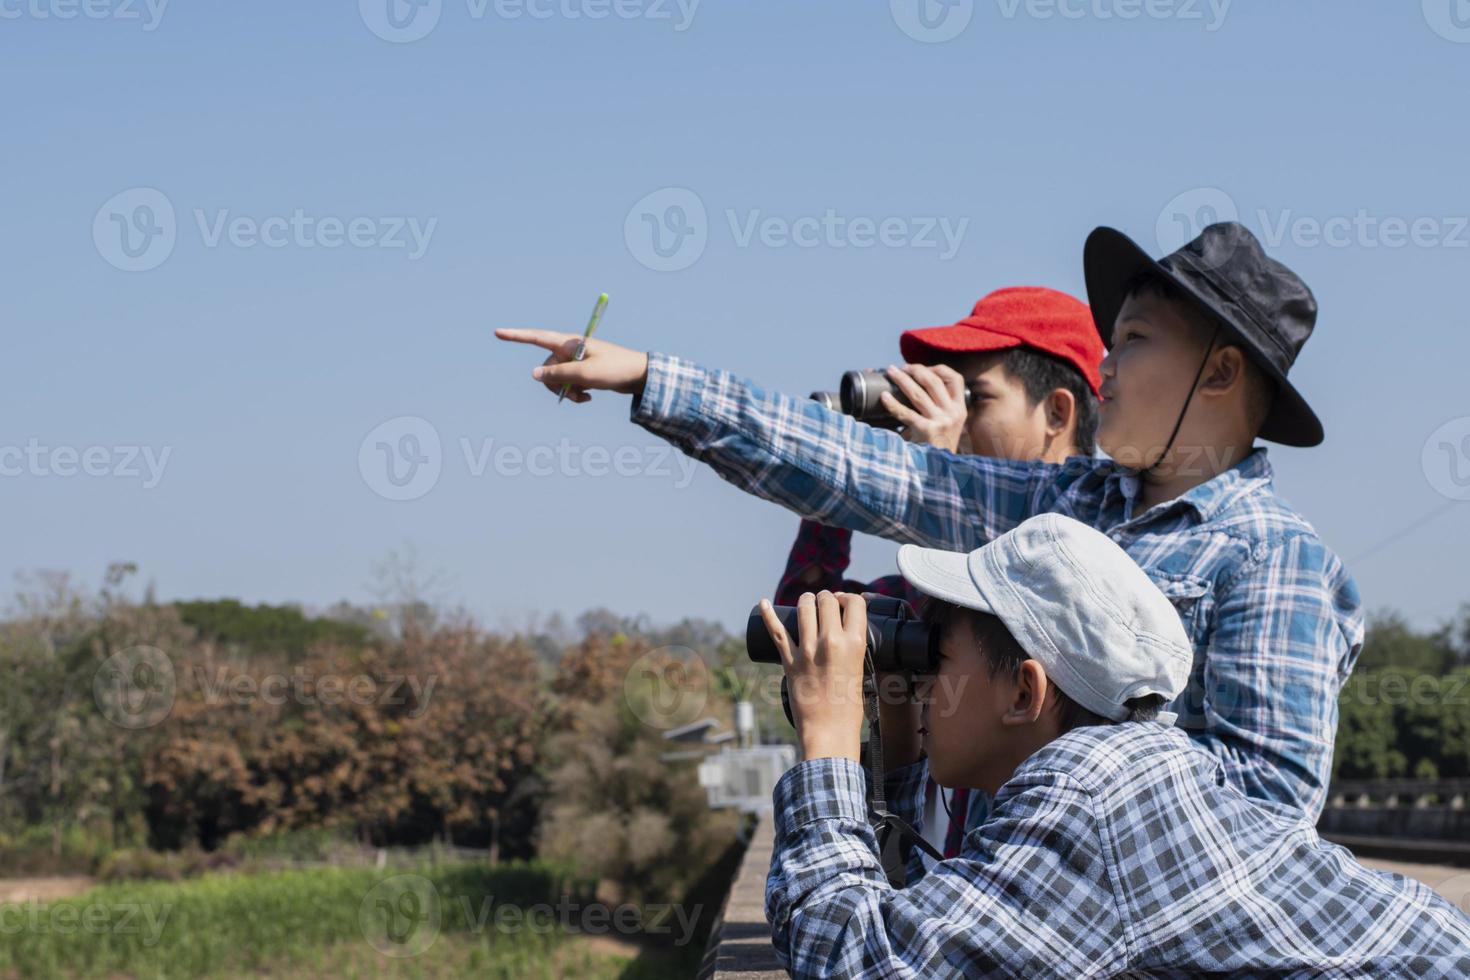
[
  {"x1": 1043, "y1": 387, "x2": 1076, "y2": 437},
  {"x1": 1000, "y1": 660, "x2": 1050, "y2": 726},
  {"x1": 1200, "y1": 344, "x2": 1247, "y2": 397}
]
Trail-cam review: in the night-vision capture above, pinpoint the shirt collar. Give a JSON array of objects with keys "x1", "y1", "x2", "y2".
[{"x1": 1116, "y1": 448, "x2": 1273, "y2": 523}]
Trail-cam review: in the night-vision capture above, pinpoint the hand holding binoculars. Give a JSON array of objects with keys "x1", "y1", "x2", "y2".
[
  {"x1": 810, "y1": 368, "x2": 974, "y2": 429},
  {"x1": 745, "y1": 596, "x2": 940, "y2": 727}
]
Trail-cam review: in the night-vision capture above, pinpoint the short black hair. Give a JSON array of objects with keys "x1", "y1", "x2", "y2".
[
  {"x1": 921, "y1": 599, "x2": 1166, "y2": 734},
  {"x1": 995, "y1": 347, "x2": 1099, "y2": 456},
  {"x1": 1124, "y1": 270, "x2": 1200, "y2": 320}
]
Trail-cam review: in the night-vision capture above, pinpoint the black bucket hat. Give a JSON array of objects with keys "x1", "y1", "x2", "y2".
[{"x1": 1084, "y1": 222, "x2": 1324, "y2": 448}]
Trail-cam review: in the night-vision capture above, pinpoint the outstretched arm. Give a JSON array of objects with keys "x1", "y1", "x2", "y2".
[
  {"x1": 496, "y1": 330, "x2": 1081, "y2": 548},
  {"x1": 773, "y1": 366, "x2": 969, "y2": 604}
]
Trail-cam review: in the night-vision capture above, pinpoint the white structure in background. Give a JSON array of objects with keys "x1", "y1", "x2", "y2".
[
  {"x1": 697, "y1": 745, "x2": 797, "y2": 813},
  {"x1": 735, "y1": 700, "x2": 757, "y2": 747},
  {"x1": 661, "y1": 702, "x2": 797, "y2": 813}
]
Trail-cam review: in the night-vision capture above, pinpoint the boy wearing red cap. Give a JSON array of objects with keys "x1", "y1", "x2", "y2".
[
  {"x1": 776, "y1": 285, "x2": 1104, "y2": 608},
  {"x1": 497, "y1": 221, "x2": 1365, "y2": 823},
  {"x1": 774, "y1": 286, "x2": 1104, "y2": 858}
]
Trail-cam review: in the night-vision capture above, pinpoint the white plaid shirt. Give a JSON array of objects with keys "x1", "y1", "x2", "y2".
[
  {"x1": 765, "y1": 724, "x2": 1470, "y2": 978},
  {"x1": 632, "y1": 353, "x2": 1365, "y2": 818}
]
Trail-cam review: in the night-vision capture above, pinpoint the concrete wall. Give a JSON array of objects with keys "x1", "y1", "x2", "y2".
[
  {"x1": 700, "y1": 817, "x2": 786, "y2": 980},
  {"x1": 1318, "y1": 804, "x2": 1470, "y2": 865}
]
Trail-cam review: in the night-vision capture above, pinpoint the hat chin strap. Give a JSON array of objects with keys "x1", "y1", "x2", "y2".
[{"x1": 1143, "y1": 324, "x2": 1222, "y2": 476}]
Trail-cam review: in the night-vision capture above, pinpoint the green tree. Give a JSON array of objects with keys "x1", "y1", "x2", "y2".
[
  {"x1": 1356, "y1": 610, "x2": 1455, "y2": 673},
  {"x1": 172, "y1": 599, "x2": 372, "y2": 659},
  {"x1": 1334, "y1": 673, "x2": 1406, "y2": 781},
  {"x1": 539, "y1": 635, "x2": 740, "y2": 904}
]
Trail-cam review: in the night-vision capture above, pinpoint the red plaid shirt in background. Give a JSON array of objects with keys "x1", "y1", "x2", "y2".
[{"x1": 774, "y1": 518, "x2": 923, "y2": 608}]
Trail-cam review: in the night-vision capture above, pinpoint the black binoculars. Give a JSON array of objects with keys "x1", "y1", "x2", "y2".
[
  {"x1": 745, "y1": 596, "x2": 940, "y2": 674},
  {"x1": 810, "y1": 369, "x2": 974, "y2": 429},
  {"x1": 746, "y1": 596, "x2": 940, "y2": 727}
]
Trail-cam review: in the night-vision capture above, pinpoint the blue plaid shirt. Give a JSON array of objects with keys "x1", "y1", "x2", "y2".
[
  {"x1": 765, "y1": 725, "x2": 1470, "y2": 978},
  {"x1": 632, "y1": 354, "x2": 1365, "y2": 819}
]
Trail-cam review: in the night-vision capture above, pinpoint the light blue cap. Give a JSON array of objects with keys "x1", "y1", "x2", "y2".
[{"x1": 897, "y1": 514, "x2": 1192, "y2": 724}]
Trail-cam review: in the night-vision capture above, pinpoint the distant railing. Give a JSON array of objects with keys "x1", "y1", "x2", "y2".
[
  {"x1": 1326, "y1": 779, "x2": 1470, "y2": 809},
  {"x1": 1319, "y1": 780, "x2": 1470, "y2": 864}
]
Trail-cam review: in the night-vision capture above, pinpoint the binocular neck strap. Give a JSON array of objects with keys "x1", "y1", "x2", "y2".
[{"x1": 864, "y1": 655, "x2": 943, "y2": 887}]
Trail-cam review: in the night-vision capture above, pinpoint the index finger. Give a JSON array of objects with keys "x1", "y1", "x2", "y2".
[
  {"x1": 494, "y1": 328, "x2": 581, "y2": 353},
  {"x1": 837, "y1": 592, "x2": 868, "y2": 644},
  {"x1": 757, "y1": 599, "x2": 795, "y2": 671},
  {"x1": 908, "y1": 364, "x2": 954, "y2": 406},
  {"x1": 795, "y1": 593, "x2": 818, "y2": 660},
  {"x1": 878, "y1": 391, "x2": 922, "y2": 427},
  {"x1": 886, "y1": 365, "x2": 938, "y2": 415},
  {"x1": 930, "y1": 363, "x2": 968, "y2": 397}
]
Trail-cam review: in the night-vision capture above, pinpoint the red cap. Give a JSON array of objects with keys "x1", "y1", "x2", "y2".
[{"x1": 899, "y1": 286, "x2": 1104, "y2": 396}]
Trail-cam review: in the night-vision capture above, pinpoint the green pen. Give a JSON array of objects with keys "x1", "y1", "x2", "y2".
[{"x1": 559, "y1": 292, "x2": 609, "y2": 404}]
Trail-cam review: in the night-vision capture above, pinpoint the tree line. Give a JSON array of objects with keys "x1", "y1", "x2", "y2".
[
  {"x1": 0, "y1": 565, "x2": 747, "y2": 906},
  {"x1": 3, "y1": 563, "x2": 1464, "y2": 889}
]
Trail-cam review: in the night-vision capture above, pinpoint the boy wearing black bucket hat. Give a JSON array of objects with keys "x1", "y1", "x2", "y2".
[{"x1": 496, "y1": 221, "x2": 1364, "y2": 820}]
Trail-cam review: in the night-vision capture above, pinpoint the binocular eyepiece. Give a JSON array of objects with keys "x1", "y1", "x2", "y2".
[
  {"x1": 810, "y1": 369, "x2": 973, "y2": 429},
  {"x1": 745, "y1": 596, "x2": 940, "y2": 675}
]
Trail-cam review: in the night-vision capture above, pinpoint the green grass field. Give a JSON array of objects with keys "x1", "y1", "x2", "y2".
[{"x1": 0, "y1": 861, "x2": 701, "y2": 979}]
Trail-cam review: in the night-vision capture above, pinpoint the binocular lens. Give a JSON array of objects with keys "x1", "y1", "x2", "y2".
[
  {"x1": 828, "y1": 369, "x2": 972, "y2": 429},
  {"x1": 840, "y1": 369, "x2": 898, "y2": 427},
  {"x1": 809, "y1": 390, "x2": 842, "y2": 413}
]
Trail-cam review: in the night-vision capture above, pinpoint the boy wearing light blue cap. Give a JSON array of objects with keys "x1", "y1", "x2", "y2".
[{"x1": 757, "y1": 515, "x2": 1470, "y2": 979}]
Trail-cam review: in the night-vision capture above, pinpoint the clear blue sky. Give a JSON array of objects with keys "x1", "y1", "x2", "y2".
[{"x1": 3, "y1": 1, "x2": 1468, "y2": 635}]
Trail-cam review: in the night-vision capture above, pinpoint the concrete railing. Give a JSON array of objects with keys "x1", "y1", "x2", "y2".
[
  {"x1": 1319, "y1": 779, "x2": 1470, "y2": 865},
  {"x1": 699, "y1": 816, "x2": 786, "y2": 980},
  {"x1": 1326, "y1": 778, "x2": 1470, "y2": 809}
]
